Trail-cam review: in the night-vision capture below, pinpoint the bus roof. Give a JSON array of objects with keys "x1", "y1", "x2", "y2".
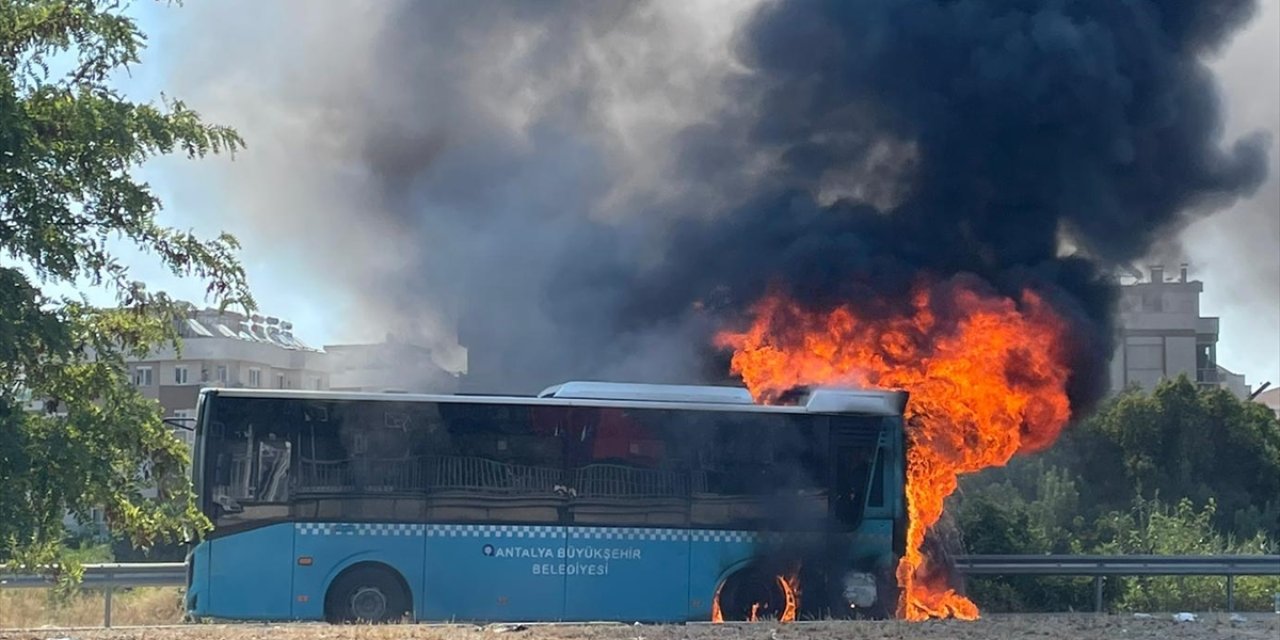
[
  {"x1": 205, "y1": 382, "x2": 908, "y2": 416},
  {"x1": 537, "y1": 381, "x2": 755, "y2": 404}
]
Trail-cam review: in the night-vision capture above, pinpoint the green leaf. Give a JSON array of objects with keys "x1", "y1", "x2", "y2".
[{"x1": 0, "y1": 0, "x2": 244, "y2": 571}]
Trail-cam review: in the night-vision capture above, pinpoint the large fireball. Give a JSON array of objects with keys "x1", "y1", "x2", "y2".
[{"x1": 715, "y1": 279, "x2": 1073, "y2": 620}]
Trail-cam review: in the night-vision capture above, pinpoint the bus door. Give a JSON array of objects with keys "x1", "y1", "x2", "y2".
[
  {"x1": 830, "y1": 417, "x2": 885, "y2": 526},
  {"x1": 830, "y1": 417, "x2": 894, "y2": 567},
  {"x1": 561, "y1": 407, "x2": 691, "y2": 622}
]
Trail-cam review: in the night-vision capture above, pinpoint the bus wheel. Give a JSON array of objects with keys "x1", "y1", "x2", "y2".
[
  {"x1": 714, "y1": 567, "x2": 794, "y2": 622},
  {"x1": 325, "y1": 564, "x2": 411, "y2": 624}
]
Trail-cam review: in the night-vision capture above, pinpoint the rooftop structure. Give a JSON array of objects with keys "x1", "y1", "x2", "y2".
[
  {"x1": 1109, "y1": 264, "x2": 1250, "y2": 399},
  {"x1": 127, "y1": 306, "x2": 330, "y2": 439}
]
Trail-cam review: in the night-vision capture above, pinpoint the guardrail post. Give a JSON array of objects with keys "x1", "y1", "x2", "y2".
[
  {"x1": 1093, "y1": 575, "x2": 1104, "y2": 613},
  {"x1": 103, "y1": 572, "x2": 113, "y2": 628},
  {"x1": 1226, "y1": 574, "x2": 1235, "y2": 613}
]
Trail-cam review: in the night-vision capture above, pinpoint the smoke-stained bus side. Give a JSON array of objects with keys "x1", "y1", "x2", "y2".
[{"x1": 185, "y1": 390, "x2": 904, "y2": 622}]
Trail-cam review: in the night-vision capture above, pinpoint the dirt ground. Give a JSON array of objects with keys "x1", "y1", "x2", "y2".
[{"x1": 1, "y1": 615, "x2": 1277, "y2": 640}]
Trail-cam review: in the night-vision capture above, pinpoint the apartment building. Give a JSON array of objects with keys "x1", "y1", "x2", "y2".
[
  {"x1": 127, "y1": 306, "x2": 330, "y2": 444},
  {"x1": 1109, "y1": 264, "x2": 1250, "y2": 399}
]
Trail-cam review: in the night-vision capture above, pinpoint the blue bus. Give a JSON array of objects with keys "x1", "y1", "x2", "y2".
[{"x1": 184, "y1": 382, "x2": 906, "y2": 623}]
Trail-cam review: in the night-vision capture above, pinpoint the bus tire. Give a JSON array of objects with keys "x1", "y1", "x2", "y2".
[
  {"x1": 715, "y1": 567, "x2": 793, "y2": 622},
  {"x1": 324, "y1": 563, "x2": 411, "y2": 624}
]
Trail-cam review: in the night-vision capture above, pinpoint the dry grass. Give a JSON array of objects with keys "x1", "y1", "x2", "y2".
[
  {"x1": 0, "y1": 587, "x2": 183, "y2": 629},
  {"x1": 0, "y1": 615, "x2": 1277, "y2": 640}
]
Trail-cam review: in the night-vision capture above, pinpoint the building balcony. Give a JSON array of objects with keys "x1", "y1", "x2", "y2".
[{"x1": 1196, "y1": 316, "x2": 1219, "y2": 338}]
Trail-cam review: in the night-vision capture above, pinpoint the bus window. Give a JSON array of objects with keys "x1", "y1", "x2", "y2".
[
  {"x1": 832, "y1": 446, "x2": 873, "y2": 527},
  {"x1": 295, "y1": 400, "x2": 432, "y2": 495},
  {"x1": 689, "y1": 413, "x2": 828, "y2": 529},
  {"x1": 427, "y1": 403, "x2": 566, "y2": 523},
  {"x1": 564, "y1": 408, "x2": 693, "y2": 527},
  {"x1": 206, "y1": 397, "x2": 297, "y2": 528}
]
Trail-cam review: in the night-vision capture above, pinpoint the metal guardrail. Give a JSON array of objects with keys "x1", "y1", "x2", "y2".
[
  {"x1": 0, "y1": 562, "x2": 185, "y2": 628},
  {"x1": 955, "y1": 554, "x2": 1280, "y2": 613},
  {"x1": 2, "y1": 555, "x2": 1278, "y2": 627}
]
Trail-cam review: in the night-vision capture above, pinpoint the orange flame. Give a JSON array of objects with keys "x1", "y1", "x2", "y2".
[
  {"x1": 779, "y1": 571, "x2": 800, "y2": 622},
  {"x1": 711, "y1": 569, "x2": 802, "y2": 623},
  {"x1": 715, "y1": 280, "x2": 1072, "y2": 620}
]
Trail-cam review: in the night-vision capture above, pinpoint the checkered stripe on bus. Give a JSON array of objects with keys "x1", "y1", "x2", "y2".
[
  {"x1": 687, "y1": 530, "x2": 824, "y2": 544},
  {"x1": 295, "y1": 523, "x2": 424, "y2": 536},
  {"x1": 568, "y1": 528, "x2": 772, "y2": 543},
  {"x1": 688, "y1": 530, "x2": 759, "y2": 543},
  {"x1": 292, "y1": 523, "x2": 809, "y2": 543},
  {"x1": 568, "y1": 527, "x2": 687, "y2": 541},
  {"x1": 424, "y1": 524, "x2": 562, "y2": 539}
]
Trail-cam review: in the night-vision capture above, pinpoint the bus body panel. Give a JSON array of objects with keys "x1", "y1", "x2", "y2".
[
  {"x1": 206, "y1": 524, "x2": 296, "y2": 620},
  {"x1": 421, "y1": 524, "x2": 567, "y2": 621},
  {"x1": 852, "y1": 519, "x2": 895, "y2": 566},
  {"x1": 562, "y1": 527, "x2": 691, "y2": 622},
  {"x1": 186, "y1": 525, "x2": 894, "y2": 623},
  {"x1": 185, "y1": 540, "x2": 211, "y2": 616},
  {"x1": 291, "y1": 522, "x2": 427, "y2": 620}
]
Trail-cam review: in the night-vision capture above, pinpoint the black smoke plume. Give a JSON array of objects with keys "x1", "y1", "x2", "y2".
[
  {"x1": 166, "y1": 0, "x2": 1268, "y2": 406},
  {"x1": 602, "y1": 0, "x2": 1270, "y2": 414}
]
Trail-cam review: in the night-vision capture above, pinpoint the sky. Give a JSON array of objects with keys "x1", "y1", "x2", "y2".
[{"x1": 64, "y1": 1, "x2": 1280, "y2": 388}]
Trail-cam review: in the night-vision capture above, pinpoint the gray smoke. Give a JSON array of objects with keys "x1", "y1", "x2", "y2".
[
  {"x1": 156, "y1": 0, "x2": 1272, "y2": 399},
  {"x1": 1193, "y1": 0, "x2": 1280, "y2": 385},
  {"x1": 157, "y1": 0, "x2": 756, "y2": 390}
]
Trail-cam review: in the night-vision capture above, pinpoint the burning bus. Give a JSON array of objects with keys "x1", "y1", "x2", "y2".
[{"x1": 184, "y1": 381, "x2": 907, "y2": 623}]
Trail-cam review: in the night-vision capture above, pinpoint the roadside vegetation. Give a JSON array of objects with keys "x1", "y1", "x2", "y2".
[
  {"x1": 0, "y1": 587, "x2": 181, "y2": 628},
  {"x1": 952, "y1": 376, "x2": 1280, "y2": 612}
]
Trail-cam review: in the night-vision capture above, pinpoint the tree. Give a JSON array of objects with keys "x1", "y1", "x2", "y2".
[
  {"x1": 0, "y1": 0, "x2": 250, "y2": 571},
  {"x1": 1072, "y1": 377, "x2": 1280, "y2": 538},
  {"x1": 951, "y1": 377, "x2": 1280, "y2": 611}
]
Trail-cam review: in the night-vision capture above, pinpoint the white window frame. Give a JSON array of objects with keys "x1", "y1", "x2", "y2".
[
  {"x1": 276, "y1": 373, "x2": 286, "y2": 389},
  {"x1": 248, "y1": 367, "x2": 262, "y2": 388},
  {"x1": 134, "y1": 366, "x2": 153, "y2": 387},
  {"x1": 216, "y1": 365, "x2": 228, "y2": 384},
  {"x1": 174, "y1": 366, "x2": 189, "y2": 385}
]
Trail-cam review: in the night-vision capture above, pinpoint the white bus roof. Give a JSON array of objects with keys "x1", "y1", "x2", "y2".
[
  {"x1": 207, "y1": 382, "x2": 907, "y2": 416},
  {"x1": 537, "y1": 381, "x2": 755, "y2": 404}
]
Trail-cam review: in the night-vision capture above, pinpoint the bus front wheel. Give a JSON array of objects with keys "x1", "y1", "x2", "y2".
[{"x1": 325, "y1": 563, "x2": 411, "y2": 624}]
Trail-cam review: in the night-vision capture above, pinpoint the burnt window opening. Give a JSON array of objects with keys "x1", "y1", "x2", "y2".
[
  {"x1": 200, "y1": 395, "x2": 895, "y2": 532},
  {"x1": 868, "y1": 449, "x2": 886, "y2": 509}
]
